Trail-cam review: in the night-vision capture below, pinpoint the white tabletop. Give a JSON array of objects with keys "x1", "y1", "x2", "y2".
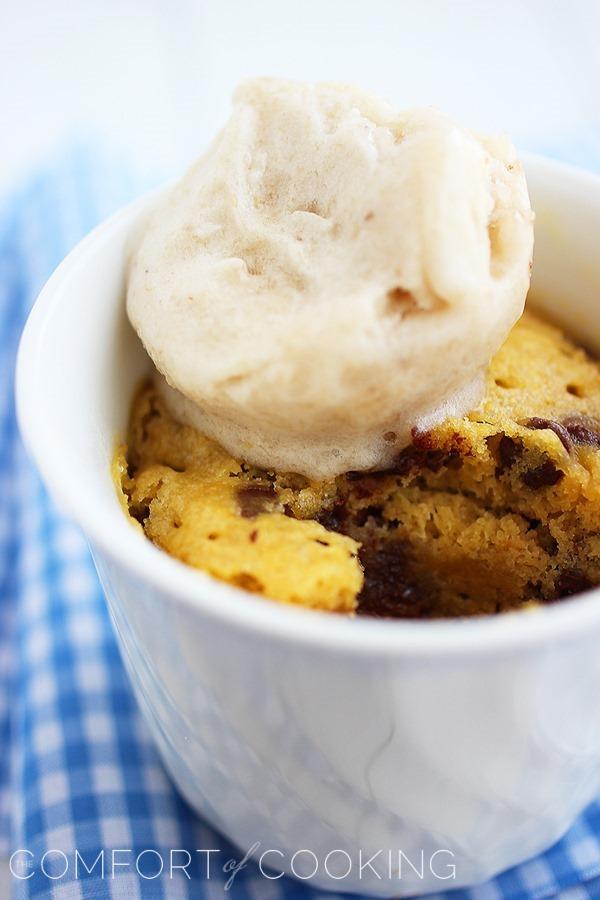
[{"x1": 1, "y1": 0, "x2": 600, "y2": 198}]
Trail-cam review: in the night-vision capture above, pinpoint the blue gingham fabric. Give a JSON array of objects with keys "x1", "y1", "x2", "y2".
[{"x1": 5, "y1": 146, "x2": 600, "y2": 900}]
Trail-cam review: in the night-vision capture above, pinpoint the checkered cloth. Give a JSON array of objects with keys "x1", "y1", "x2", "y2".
[{"x1": 4, "y1": 145, "x2": 600, "y2": 899}]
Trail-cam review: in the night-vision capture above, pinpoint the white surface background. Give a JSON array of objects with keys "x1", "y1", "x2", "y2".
[{"x1": 1, "y1": 0, "x2": 600, "y2": 198}]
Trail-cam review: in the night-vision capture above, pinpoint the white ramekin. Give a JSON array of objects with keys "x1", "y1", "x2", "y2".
[{"x1": 16, "y1": 154, "x2": 600, "y2": 896}]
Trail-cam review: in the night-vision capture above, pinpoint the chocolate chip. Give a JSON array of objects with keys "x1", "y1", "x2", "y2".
[
  {"x1": 347, "y1": 431, "x2": 466, "y2": 482},
  {"x1": 486, "y1": 432, "x2": 523, "y2": 474},
  {"x1": 346, "y1": 465, "x2": 401, "y2": 481},
  {"x1": 316, "y1": 499, "x2": 347, "y2": 532},
  {"x1": 425, "y1": 449, "x2": 454, "y2": 472},
  {"x1": 561, "y1": 414, "x2": 600, "y2": 448},
  {"x1": 356, "y1": 543, "x2": 433, "y2": 618},
  {"x1": 556, "y1": 568, "x2": 593, "y2": 597},
  {"x1": 523, "y1": 417, "x2": 572, "y2": 452},
  {"x1": 237, "y1": 483, "x2": 276, "y2": 518},
  {"x1": 445, "y1": 450, "x2": 464, "y2": 471},
  {"x1": 522, "y1": 460, "x2": 564, "y2": 489},
  {"x1": 499, "y1": 435, "x2": 522, "y2": 469},
  {"x1": 354, "y1": 505, "x2": 385, "y2": 528},
  {"x1": 393, "y1": 445, "x2": 462, "y2": 477},
  {"x1": 392, "y1": 445, "x2": 425, "y2": 476}
]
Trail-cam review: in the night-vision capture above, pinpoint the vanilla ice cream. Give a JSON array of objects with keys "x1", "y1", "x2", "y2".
[{"x1": 127, "y1": 78, "x2": 533, "y2": 479}]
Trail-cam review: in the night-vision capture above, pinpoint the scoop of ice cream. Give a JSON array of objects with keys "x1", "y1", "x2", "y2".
[{"x1": 127, "y1": 78, "x2": 534, "y2": 479}]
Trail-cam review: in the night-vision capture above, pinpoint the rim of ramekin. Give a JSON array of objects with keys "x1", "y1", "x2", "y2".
[{"x1": 15, "y1": 151, "x2": 600, "y2": 659}]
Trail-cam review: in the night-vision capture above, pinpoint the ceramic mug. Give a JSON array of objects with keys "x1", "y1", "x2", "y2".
[{"x1": 16, "y1": 155, "x2": 600, "y2": 895}]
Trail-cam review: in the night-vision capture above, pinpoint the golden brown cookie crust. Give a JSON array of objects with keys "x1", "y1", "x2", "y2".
[{"x1": 116, "y1": 311, "x2": 600, "y2": 618}]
